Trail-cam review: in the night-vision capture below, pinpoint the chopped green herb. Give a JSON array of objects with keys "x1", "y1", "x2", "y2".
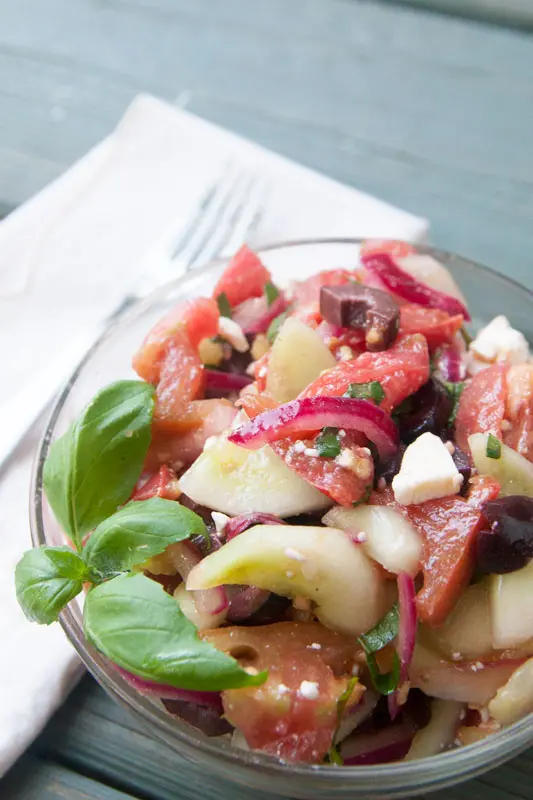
[
  {"x1": 459, "y1": 326, "x2": 473, "y2": 347},
  {"x1": 364, "y1": 651, "x2": 401, "y2": 696},
  {"x1": 327, "y1": 745, "x2": 344, "y2": 765},
  {"x1": 486, "y1": 433, "x2": 502, "y2": 460},
  {"x1": 437, "y1": 378, "x2": 466, "y2": 426},
  {"x1": 344, "y1": 381, "x2": 385, "y2": 406},
  {"x1": 316, "y1": 428, "x2": 341, "y2": 459},
  {"x1": 216, "y1": 292, "x2": 232, "y2": 318},
  {"x1": 359, "y1": 603, "x2": 399, "y2": 653},
  {"x1": 266, "y1": 310, "x2": 289, "y2": 343},
  {"x1": 352, "y1": 484, "x2": 372, "y2": 507},
  {"x1": 264, "y1": 281, "x2": 280, "y2": 306}
]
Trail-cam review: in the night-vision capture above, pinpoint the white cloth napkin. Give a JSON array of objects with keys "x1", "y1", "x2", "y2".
[{"x1": 0, "y1": 94, "x2": 428, "y2": 777}]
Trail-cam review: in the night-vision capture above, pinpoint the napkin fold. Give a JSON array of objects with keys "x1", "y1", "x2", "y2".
[{"x1": 0, "y1": 94, "x2": 428, "y2": 777}]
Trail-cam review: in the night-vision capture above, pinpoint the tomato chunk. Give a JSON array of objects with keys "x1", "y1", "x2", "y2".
[
  {"x1": 131, "y1": 465, "x2": 180, "y2": 501},
  {"x1": 152, "y1": 332, "x2": 206, "y2": 431},
  {"x1": 203, "y1": 622, "x2": 364, "y2": 763},
  {"x1": 371, "y1": 485, "x2": 491, "y2": 626},
  {"x1": 213, "y1": 245, "x2": 272, "y2": 308},
  {"x1": 504, "y1": 365, "x2": 533, "y2": 462},
  {"x1": 360, "y1": 240, "x2": 416, "y2": 261},
  {"x1": 399, "y1": 305, "x2": 463, "y2": 352},
  {"x1": 302, "y1": 334, "x2": 430, "y2": 414},
  {"x1": 455, "y1": 364, "x2": 508, "y2": 457}
]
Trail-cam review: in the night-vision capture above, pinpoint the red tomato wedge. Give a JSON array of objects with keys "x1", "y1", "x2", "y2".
[
  {"x1": 360, "y1": 240, "x2": 417, "y2": 261},
  {"x1": 145, "y1": 399, "x2": 237, "y2": 472},
  {"x1": 455, "y1": 364, "x2": 508, "y2": 457},
  {"x1": 291, "y1": 268, "x2": 355, "y2": 307},
  {"x1": 504, "y1": 365, "x2": 533, "y2": 462},
  {"x1": 399, "y1": 305, "x2": 463, "y2": 352},
  {"x1": 302, "y1": 334, "x2": 430, "y2": 414},
  {"x1": 204, "y1": 622, "x2": 364, "y2": 764},
  {"x1": 133, "y1": 297, "x2": 219, "y2": 384},
  {"x1": 213, "y1": 244, "x2": 272, "y2": 308},
  {"x1": 372, "y1": 483, "x2": 495, "y2": 627},
  {"x1": 131, "y1": 465, "x2": 180, "y2": 501},
  {"x1": 151, "y1": 332, "x2": 206, "y2": 432},
  {"x1": 239, "y1": 394, "x2": 373, "y2": 506}
]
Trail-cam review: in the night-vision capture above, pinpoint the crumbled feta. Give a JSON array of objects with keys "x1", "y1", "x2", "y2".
[
  {"x1": 211, "y1": 511, "x2": 230, "y2": 537},
  {"x1": 392, "y1": 432, "x2": 464, "y2": 506},
  {"x1": 285, "y1": 547, "x2": 305, "y2": 562},
  {"x1": 469, "y1": 315, "x2": 529, "y2": 367},
  {"x1": 336, "y1": 449, "x2": 356, "y2": 469},
  {"x1": 309, "y1": 642, "x2": 322, "y2": 651},
  {"x1": 304, "y1": 447, "x2": 319, "y2": 458},
  {"x1": 338, "y1": 345, "x2": 354, "y2": 361},
  {"x1": 338, "y1": 429, "x2": 347, "y2": 439},
  {"x1": 299, "y1": 680, "x2": 320, "y2": 700},
  {"x1": 277, "y1": 683, "x2": 290, "y2": 696},
  {"x1": 352, "y1": 531, "x2": 368, "y2": 543},
  {"x1": 293, "y1": 441, "x2": 307, "y2": 454},
  {"x1": 336, "y1": 448, "x2": 373, "y2": 480},
  {"x1": 218, "y1": 316, "x2": 250, "y2": 353}
]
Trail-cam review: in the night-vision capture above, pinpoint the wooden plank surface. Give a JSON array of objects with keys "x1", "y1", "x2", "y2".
[{"x1": 1, "y1": 0, "x2": 533, "y2": 797}]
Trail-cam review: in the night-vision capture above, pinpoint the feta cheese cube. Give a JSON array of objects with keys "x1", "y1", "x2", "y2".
[
  {"x1": 469, "y1": 315, "x2": 529, "y2": 367},
  {"x1": 218, "y1": 316, "x2": 250, "y2": 353},
  {"x1": 392, "y1": 432, "x2": 463, "y2": 506}
]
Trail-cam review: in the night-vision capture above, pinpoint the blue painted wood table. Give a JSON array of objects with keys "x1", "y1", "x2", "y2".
[{"x1": 1, "y1": 0, "x2": 533, "y2": 797}]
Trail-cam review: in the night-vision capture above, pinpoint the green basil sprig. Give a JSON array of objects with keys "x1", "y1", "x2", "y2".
[
  {"x1": 15, "y1": 546, "x2": 92, "y2": 624},
  {"x1": 84, "y1": 573, "x2": 265, "y2": 691},
  {"x1": 43, "y1": 381, "x2": 155, "y2": 550},
  {"x1": 83, "y1": 497, "x2": 208, "y2": 580},
  {"x1": 264, "y1": 281, "x2": 280, "y2": 306},
  {"x1": 345, "y1": 381, "x2": 385, "y2": 406},
  {"x1": 358, "y1": 603, "x2": 400, "y2": 696},
  {"x1": 315, "y1": 427, "x2": 342, "y2": 459}
]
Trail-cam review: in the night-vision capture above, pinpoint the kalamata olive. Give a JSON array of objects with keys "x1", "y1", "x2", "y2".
[
  {"x1": 375, "y1": 444, "x2": 406, "y2": 485},
  {"x1": 319, "y1": 284, "x2": 400, "y2": 351},
  {"x1": 162, "y1": 698, "x2": 233, "y2": 736},
  {"x1": 476, "y1": 495, "x2": 533, "y2": 574},
  {"x1": 451, "y1": 443, "x2": 471, "y2": 493},
  {"x1": 397, "y1": 379, "x2": 453, "y2": 444}
]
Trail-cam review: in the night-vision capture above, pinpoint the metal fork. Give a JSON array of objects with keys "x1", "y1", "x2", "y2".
[{"x1": 0, "y1": 164, "x2": 264, "y2": 472}]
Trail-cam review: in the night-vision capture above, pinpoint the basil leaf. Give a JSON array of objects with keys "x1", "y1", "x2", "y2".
[
  {"x1": 83, "y1": 497, "x2": 208, "y2": 580},
  {"x1": 352, "y1": 484, "x2": 372, "y2": 507},
  {"x1": 486, "y1": 433, "x2": 502, "y2": 460},
  {"x1": 358, "y1": 603, "x2": 399, "y2": 653},
  {"x1": 43, "y1": 381, "x2": 155, "y2": 549},
  {"x1": 15, "y1": 546, "x2": 90, "y2": 624},
  {"x1": 315, "y1": 427, "x2": 341, "y2": 459},
  {"x1": 345, "y1": 381, "x2": 385, "y2": 406},
  {"x1": 264, "y1": 281, "x2": 280, "y2": 307},
  {"x1": 365, "y1": 651, "x2": 400, "y2": 696},
  {"x1": 84, "y1": 573, "x2": 267, "y2": 691},
  {"x1": 266, "y1": 311, "x2": 289, "y2": 343},
  {"x1": 216, "y1": 292, "x2": 232, "y2": 318}
]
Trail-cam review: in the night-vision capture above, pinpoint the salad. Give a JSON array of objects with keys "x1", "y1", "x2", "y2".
[{"x1": 16, "y1": 240, "x2": 533, "y2": 766}]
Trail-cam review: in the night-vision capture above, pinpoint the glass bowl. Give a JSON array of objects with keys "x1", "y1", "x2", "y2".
[{"x1": 31, "y1": 239, "x2": 533, "y2": 799}]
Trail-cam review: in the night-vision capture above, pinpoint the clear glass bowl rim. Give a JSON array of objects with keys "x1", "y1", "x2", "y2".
[{"x1": 30, "y1": 238, "x2": 533, "y2": 794}]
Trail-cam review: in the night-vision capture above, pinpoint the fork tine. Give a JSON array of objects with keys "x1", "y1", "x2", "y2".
[
  {"x1": 192, "y1": 172, "x2": 260, "y2": 266},
  {"x1": 218, "y1": 177, "x2": 266, "y2": 258}
]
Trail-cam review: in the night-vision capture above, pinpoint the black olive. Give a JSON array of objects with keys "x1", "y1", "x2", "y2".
[
  {"x1": 476, "y1": 495, "x2": 533, "y2": 574},
  {"x1": 319, "y1": 284, "x2": 400, "y2": 351}
]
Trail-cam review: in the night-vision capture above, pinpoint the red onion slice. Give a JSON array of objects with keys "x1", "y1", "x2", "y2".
[
  {"x1": 228, "y1": 396, "x2": 399, "y2": 459},
  {"x1": 340, "y1": 724, "x2": 415, "y2": 765},
  {"x1": 362, "y1": 252, "x2": 471, "y2": 322},
  {"x1": 434, "y1": 345, "x2": 466, "y2": 383},
  {"x1": 170, "y1": 542, "x2": 229, "y2": 617},
  {"x1": 226, "y1": 586, "x2": 271, "y2": 622},
  {"x1": 389, "y1": 573, "x2": 418, "y2": 721},
  {"x1": 226, "y1": 512, "x2": 284, "y2": 541},
  {"x1": 116, "y1": 667, "x2": 223, "y2": 709},
  {"x1": 233, "y1": 294, "x2": 288, "y2": 335},
  {"x1": 205, "y1": 369, "x2": 253, "y2": 394}
]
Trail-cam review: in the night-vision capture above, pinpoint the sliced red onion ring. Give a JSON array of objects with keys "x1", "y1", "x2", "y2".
[
  {"x1": 116, "y1": 667, "x2": 223, "y2": 709},
  {"x1": 434, "y1": 345, "x2": 466, "y2": 383},
  {"x1": 226, "y1": 586, "x2": 271, "y2": 622},
  {"x1": 170, "y1": 542, "x2": 229, "y2": 617},
  {"x1": 226, "y1": 512, "x2": 284, "y2": 541},
  {"x1": 233, "y1": 294, "x2": 288, "y2": 334},
  {"x1": 340, "y1": 724, "x2": 414, "y2": 765},
  {"x1": 228, "y1": 396, "x2": 399, "y2": 459},
  {"x1": 205, "y1": 369, "x2": 253, "y2": 394},
  {"x1": 389, "y1": 573, "x2": 418, "y2": 721},
  {"x1": 362, "y1": 252, "x2": 471, "y2": 322}
]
